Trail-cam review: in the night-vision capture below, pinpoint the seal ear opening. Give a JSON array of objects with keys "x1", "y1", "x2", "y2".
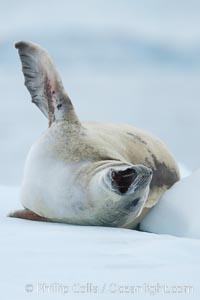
[{"x1": 15, "y1": 41, "x2": 80, "y2": 126}]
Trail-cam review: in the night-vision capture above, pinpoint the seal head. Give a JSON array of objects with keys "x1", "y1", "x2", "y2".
[{"x1": 87, "y1": 163, "x2": 152, "y2": 226}]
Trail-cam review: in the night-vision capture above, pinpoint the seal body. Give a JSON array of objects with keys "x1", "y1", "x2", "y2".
[
  {"x1": 10, "y1": 41, "x2": 180, "y2": 228},
  {"x1": 21, "y1": 121, "x2": 179, "y2": 228}
]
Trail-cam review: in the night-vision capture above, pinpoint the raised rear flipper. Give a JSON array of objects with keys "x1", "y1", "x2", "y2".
[{"x1": 15, "y1": 41, "x2": 79, "y2": 126}]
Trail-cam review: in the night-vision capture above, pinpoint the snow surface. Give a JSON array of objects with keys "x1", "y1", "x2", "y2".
[
  {"x1": 178, "y1": 163, "x2": 191, "y2": 179},
  {"x1": 1, "y1": 184, "x2": 200, "y2": 299},
  {"x1": 141, "y1": 169, "x2": 200, "y2": 239}
]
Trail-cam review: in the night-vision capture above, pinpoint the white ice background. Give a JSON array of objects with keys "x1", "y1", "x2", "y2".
[{"x1": 1, "y1": 1, "x2": 200, "y2": 299}]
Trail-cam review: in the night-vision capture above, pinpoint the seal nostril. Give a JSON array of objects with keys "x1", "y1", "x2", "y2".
[
  {"x1": 132, "y1": 197, "x2": 140, "y2": 206},
  {"x1": 124, "y1": 197, "x2": 140, "y2": 210},
  {"x1": 111, "y1": 168, "x2": 137, "y2": 194}
]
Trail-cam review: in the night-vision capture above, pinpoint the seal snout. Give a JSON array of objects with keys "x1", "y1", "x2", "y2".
[
  {"x1": 111, "y1": 168, "x2": 137, "y2": 194},
  {"x1": 110, "y1": 165, "x2": 153, "y2": 195}
]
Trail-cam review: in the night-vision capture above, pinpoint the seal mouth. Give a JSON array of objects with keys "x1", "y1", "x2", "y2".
[
  {"x1": 111, "y1": 168, "x2": 137, "y2": 194},
  {"x1": 109, "y1": 165, "x2": 152, "y2": 195}
]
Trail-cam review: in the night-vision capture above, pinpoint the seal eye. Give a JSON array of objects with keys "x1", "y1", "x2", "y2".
[{"x1": 111, "y1": 168, "x2": 137, "y2": 194}]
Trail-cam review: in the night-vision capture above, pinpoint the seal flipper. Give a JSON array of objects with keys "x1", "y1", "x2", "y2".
[
  {"x1": 8, "y1": 209, "x2": 48, "y2": 222},
  {"x1": 15, "y1": 41, "x2": 79, "y2": 126}
]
